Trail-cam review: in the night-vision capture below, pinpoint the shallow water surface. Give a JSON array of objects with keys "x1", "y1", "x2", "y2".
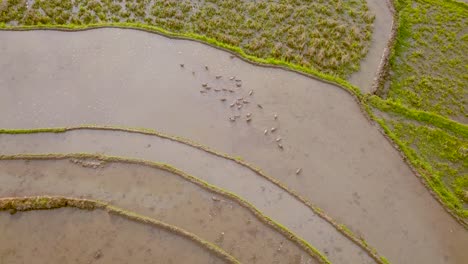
[
  {"x1": 349, "y1": 0, "x2": 394, "y2": 92},
  {"x1": 0, "y1": 133, "x2": 365, "y2": 264},
  {"x1": 0, "y1": 29, "x2": 467, "y2": 264},
  {"x1": 0, "y1": 208, "x2": 226, "y2": 264},
  {"x1": 0, "y1": 159, "x2": 317, "y2": 264}
]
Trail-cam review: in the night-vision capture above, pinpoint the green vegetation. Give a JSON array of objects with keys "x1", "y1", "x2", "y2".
[
  {"x1": 0, "y1": 0, "x2": 374, "y2": 77},
  {"x1": 383, "y1": 0, "x2": 468, "y2": 122},
  {"x1": 372, "y1": 0, "x2": 468, "y2": 223},
  {"x1": 371, "y1": 105, "x2": 468, "y2": 219},
  {"x1": 389, "y1": 121, "x2": 468, "y2": 213}
]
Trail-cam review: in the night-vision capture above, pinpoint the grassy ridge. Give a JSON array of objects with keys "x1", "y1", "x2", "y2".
[
  {"x1": 371, "y1": 111, "x2": 468, "y2": 222},
  {"x1": 0, "y1": 127, "x2": 389, "y2": 264},
  {"x1": 368, "y1": 96, "x2": 468, "y2": 139},
  {"x1": 0, "y1": 153, "x2": 332, "y2": 264},
  {"x1": 0, "y1": 195, "x2": 241, "y2": 264},
  {"x1": 0, "y1": 22, "x2": 363, "y2": 98},
  {"x1": 369, "y1": 95, "x2": 468, "y2": 218}
]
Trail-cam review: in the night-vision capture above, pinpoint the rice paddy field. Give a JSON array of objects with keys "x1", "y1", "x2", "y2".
[
  {"x1": 371, "y1": 0, "x2": 468, "y2": 221},
  {"x1": 0, "y1": 0, "x2": 375, "y2": 78},
  {"x1": 0, "y1": 0, "x2": 467, "y2": 264}
]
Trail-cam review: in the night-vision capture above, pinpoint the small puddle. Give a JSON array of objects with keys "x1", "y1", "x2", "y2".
[
  {"x1": 0, "y1": 159, "x2": 317, "y2": 264},
  {"x1": 0, "y1": 207, "x2": 226, "y2": 264}
]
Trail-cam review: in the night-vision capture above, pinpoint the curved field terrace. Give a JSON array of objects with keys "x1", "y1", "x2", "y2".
[{"x1": 0, "y1": 1, "x2": 467, "y2": 264}]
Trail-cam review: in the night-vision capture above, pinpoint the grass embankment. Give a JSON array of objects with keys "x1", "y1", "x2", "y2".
[
  {"x1": 0, "y1": 195, "x2": 241, "y2": 264},
  {"x1": 0, "y1": 0, "x2": 374, "y2": 78},
  {"x1": 0, "y1": 153, "x2": 332, "y2": 264},
  {"x1": 372, "y1": 0, "x2": 468, "y2": 224},
  {"x1": 369, "y1": 96, "x2": 468, "y2": 221}
]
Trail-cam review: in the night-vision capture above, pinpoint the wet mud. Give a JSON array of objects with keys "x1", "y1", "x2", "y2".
[
  {"x1": 0, "y1": 207, "x2": 226, "y2": 264},
  {"x1": 0, "y1": 29, "x2": 467, "y2": 263},
  {"x1": 0, "y1": 159, "x2": 318, "y2": 264},
  {"x1": 0, "y1": 130, "x2": 372, "y2": 264}
]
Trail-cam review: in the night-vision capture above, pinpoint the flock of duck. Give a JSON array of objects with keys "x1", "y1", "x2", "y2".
[{"x1": 179, "y1": 61, "x2": 302, "y2": 176}]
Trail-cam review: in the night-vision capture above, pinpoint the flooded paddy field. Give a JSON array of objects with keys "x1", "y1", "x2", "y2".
[
  {"x1": 0, "y1": 29, "x2": 467, "y2": 264},
  {"x1": 0, "y1": 207, "x2": 226, "y2": 264},
  {"x1": 0, "y1": 159, "x2": 318, "y2": 264},
  {"x1": 0, "y1": 130, "x2": 373, "y2": 264}
]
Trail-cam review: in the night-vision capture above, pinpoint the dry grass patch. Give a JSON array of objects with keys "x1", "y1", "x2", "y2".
[{"x1": 0, "y1": 0, "x2": 374, "y2": 78}]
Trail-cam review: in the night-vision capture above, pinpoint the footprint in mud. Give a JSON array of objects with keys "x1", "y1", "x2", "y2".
[{"x1": 352, "y1": 191, "x2": 361, "y2": 206}]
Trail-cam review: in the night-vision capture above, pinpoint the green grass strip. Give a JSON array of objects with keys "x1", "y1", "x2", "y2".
[
  {"x1": 366, "y1": 0, "x2": 468, "y2": 226},
  {"x1": 0, "y1": 23, "x2": 362, "y2": 100},
  {"x1": 0, "y1": 125, "x2": 388, "y2": 264},
  {"x1": 0, "y1": 153, "x2": 331, "y2": 264},
  {"x1": 364, "y1": 111, "x2": 468, "y2": 228},
  {"x1": 0, "y1": 195, "x2": 240, "y2": 264},
  {"x1": 367, "y1": 95, "x2": 468, "y2": 138}
]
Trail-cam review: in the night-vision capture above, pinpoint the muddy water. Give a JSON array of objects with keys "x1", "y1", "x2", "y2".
[
  {"x1": 0, "y1": 29, "x2": 467, "y2": 264},
  {"x1": 0, "y1": 159, "x2": 317, "y2": 264},
  {"x1": 349, "y1": 0, "x2": 393, "y2": 93},
  {"x1": 0, "y1": 208, "x2": 225, "y2": 264},
  {"x1": 0, "y1": 131, "x2": 366, "y2": 264}
]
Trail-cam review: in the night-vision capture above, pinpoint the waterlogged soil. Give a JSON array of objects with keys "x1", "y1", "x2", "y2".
[
  {"x1": 349, "y1": 0, "x2": 394, "y2": 92},
  {"x1": 0, "y1": 208, "x2": 226, "y2": 264},
  {"x1": 1, "y1": 29, "x2": 467, "y2": 264},
  {"x1": 0, "y1": 159, "x2": 317, "y2": 264},
  {"x1": 0, "y1": 130, "x2": 368, "y2": 264}
]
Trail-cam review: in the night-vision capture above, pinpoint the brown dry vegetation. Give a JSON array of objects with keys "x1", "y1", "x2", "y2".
[{"x1": 0, "y1": 0, "x2": 374, "y2": 77}]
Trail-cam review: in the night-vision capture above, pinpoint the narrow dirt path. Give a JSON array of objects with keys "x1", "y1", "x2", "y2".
[
  {"x1": 0, "y1": 158, "x2": 320, "y2": 264},
  {"x1": 1, "y1": 29, "x2": 467, "y2": 264},
  {"x1": 0, "y1": 207, "x2": 228, "y2": 264},
  {"x1": 348, "y1": 0, "x2": 394, "y2": 93}
]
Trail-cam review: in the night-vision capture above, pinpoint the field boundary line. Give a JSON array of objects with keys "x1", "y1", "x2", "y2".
[
  {"x1": 0, "y1": 195, "x2": 240, "y2": 264},
  {"x1": 0, "y1": 127, "x2": 390, "y2": 264},
  {"x1": 0, "y1": 153, "x2": 332, "y2": 264}
]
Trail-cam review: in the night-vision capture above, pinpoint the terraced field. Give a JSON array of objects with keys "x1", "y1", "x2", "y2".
[
  {"x1": 1, "y1": 159, "x2": 321, "y2": 264},
  {"x1": 0, "y1": 0, "x2": 467, "y2": 264},
  {"x1": 0, "y1": 197, "x2": 236, "y2": 264}
]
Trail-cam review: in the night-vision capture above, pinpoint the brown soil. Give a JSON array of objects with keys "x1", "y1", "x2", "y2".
[{"x1": 0, "y1": 208, "x2": 226, "y2": 264}]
